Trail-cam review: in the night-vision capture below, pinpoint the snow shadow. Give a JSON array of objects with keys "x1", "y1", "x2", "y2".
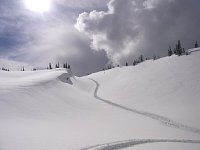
[{"x1": 57, "y1": 73, "x2": 73, "y2": 85}]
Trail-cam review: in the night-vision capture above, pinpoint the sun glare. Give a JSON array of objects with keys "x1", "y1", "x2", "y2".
[{"x1": 24, "y1": 0, "x2": 51, "y2": 13}]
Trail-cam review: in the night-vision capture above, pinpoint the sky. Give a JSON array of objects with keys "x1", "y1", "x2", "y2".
[{"x1": 0, "y1": 0, "x2": 200, "y2": 76}]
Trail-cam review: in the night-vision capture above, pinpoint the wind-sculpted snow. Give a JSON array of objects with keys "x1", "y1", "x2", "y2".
[
  {"x1": 57, "y1": 73, "x2": 73, "y2": 84},
  {"x1": 82, "y1": 139, "x2": 200, "y2": 150},
  {"x1": 89, "y1": 78, "x2": 200, "y2": 135}
]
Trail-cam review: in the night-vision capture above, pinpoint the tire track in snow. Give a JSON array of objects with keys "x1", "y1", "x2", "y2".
[
  {"x1": 83, "y1": 78, "x2": 200, "y2": 150},
  {"x1": 82, "y1": 139, "x2": 200, "y2": 150},
  {"x1": 89, "y1": 78, "x2": 200, "y2": 135}
]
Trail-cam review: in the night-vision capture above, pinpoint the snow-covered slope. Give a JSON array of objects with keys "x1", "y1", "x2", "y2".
[
  {"x1": 0, "y1": 50, "x2": 200, "y2": 150},
  {"x1": 89, "y1": 51, "x2": 200, "y2": 130},
  {"x1": 87, "y1": 50, "x2": 200, "y2": 149},
  {"x1": 187, "y1": 47, "x2": 200, "y2": 54}
]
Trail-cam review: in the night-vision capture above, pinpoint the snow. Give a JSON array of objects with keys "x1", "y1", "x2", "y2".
[
  {"x1": 186, "y1": 47, "x2": 200, "y2": 55},
  {"x1": 89, "y1": 51, "x2": 200, "y2": 130},
  {"x1": 0, "y1": 50, "x2": 200, "y2": 150}
]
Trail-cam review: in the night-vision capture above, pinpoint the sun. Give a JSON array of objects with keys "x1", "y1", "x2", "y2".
[{"x1": 24, "y1": 0, "x2": 51, "y2": 13}]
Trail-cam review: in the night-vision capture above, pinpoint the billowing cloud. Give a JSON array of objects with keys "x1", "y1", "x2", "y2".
[
  {"x1": 75, "y1": 0, "x2": 139, "y2": 64},
  {"x1": 75, "y1": 0, "x2": 200, "y2": 64}
]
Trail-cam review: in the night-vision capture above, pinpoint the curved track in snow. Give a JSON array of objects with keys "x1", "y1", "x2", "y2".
[
  {"x1": 82, "y1": 139, "x2": 200, "y2": 150},
  {"x1": 83, "y1": 78, "x2": 200, "y2": 150},
  {"x1": 89, "y1": 78, "x2": 200, "y2": 135}
]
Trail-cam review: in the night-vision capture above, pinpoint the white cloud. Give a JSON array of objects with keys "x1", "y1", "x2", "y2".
[
  {"x1": 76, "y1": 0, "x2": 139, "y2": 64},
  {"x1": 54, "y1": 0, "x2": 109, "y2": 10},
  {"x1": 76, "y1": 0, "x2": 200, "y2": 65}
]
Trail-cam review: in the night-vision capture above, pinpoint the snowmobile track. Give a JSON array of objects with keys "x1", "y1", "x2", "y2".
[
  {"x1": 83, "y1": 78, "x2": 200, "y2": 150},
  {"x1": 82, "y1": 139, "x2": 200, "y2": 150},
  {"x1": 89, "y1": 78, "x2": 200, "y2": 135}
]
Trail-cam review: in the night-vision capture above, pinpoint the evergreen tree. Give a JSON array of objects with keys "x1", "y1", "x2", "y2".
[
  {"x1": 133, "y1": 60, "x2": 137, "y2": 66},
  {"x1": 177, "y1": 49, "x2": 182, "y2": 56},
  {"x1": 68, "y1": 64, "x2": 71, "y2": 70},
  {"x1": 177, "y1": 40, "x2": 183, "y2": 56},
  {"x1": 49, "y1": 63, "x2": 52, "y2": 69},
  {"x1": 182, "y1": 48, "x2": 185, "y2": 54},
  {"x1": 175, "y1": 44, "x2": 178, "y2": 55},
  {"x1": 173, "y1": 48, "x2": 177, "y2": 55},
  {"x1": 177, "y1": 40, "x2": 182, "y2": 50},
  {"x1": 140, "y1": 55, "x2": 144, "y2": 62},
  {"x1": 195, "y1": 41, "x2": 198, "y2": 48},
  {"x1": 55, "y1": 63, "x2": 59, "y2": 68},
  {"x1": 63, "y1": 62, "x2": 68, "y2": 69},
  {"x1": 57, "y1": 62, "x2": 59, "y2": 68},
  {"x1": 107, "y1": 65, "x2": 111, "y2": 69},
  {"x1": 168, "y1": 46, "x2": 173, "y2": 56}
]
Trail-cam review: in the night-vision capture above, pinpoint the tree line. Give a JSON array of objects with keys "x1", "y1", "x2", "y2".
[
  {"x1": 1, "y1": 62, "x2": 71, "y2": 72},
  {"x1": 47, "y1": 62, "x2": 71, "y2": 70},
  {"x1": 168, "y1": 40, "x2": 198, "y2": 56},
  {"x1": 1, "y1": 67, "x2": 9, "y2": 72},
  {"x1": 1, "y1": 40, "x2": 199, "y2": 72},
  {"x1": 103, "y1": 40, "x2": 199, "y2": 71}
]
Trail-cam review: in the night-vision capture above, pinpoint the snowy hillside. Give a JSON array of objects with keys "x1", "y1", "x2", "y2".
[
  {"x1": 187, "y1": 47, "x2": 200, "y2": 54},
  {"x1": 89, "y1": 50, "x2": 200, "y2": 130},
  {"x1": 0, "y1": 50, "x2": 200, "y2": 150}
]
